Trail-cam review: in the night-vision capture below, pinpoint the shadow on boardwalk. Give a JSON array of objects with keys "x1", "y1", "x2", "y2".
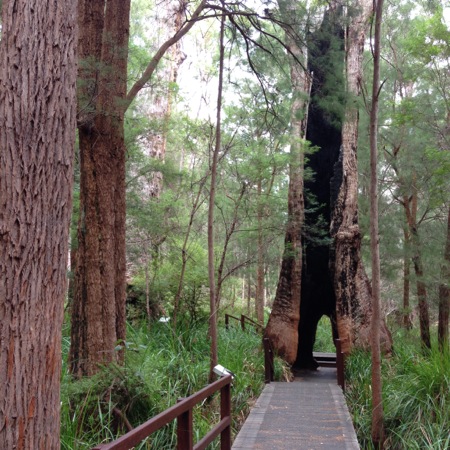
[{"x1": 232, "y1": 368, "x2": 359, "y2": 450}]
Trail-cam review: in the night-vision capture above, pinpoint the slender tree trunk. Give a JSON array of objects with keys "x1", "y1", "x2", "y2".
[
  {"x1": 413, "y1": 255, "x2": 431, "y2": 349},
  {"x1": 247, "y1": 275, "x2": 252, "y2": 316},
  {"x1": 216, "y1": 182, "x2": 247, "y2": 307},
  {"x1": 403, "y1": 227, "x2": 413, "y2": 329},
  {"x1": 173, "y1": 178, "x2": 207, "y2": 327},
  {"x1": 0, "y1": 1, "x2": 77, "y2": 447},
  {"x1": 438, "y1": 206, "x2": 450, "y2": 352},
  {"x1": 403, "y1": 190, "x2": 431, "y2": 350},
  {"x1": 265, "y1": 0, "x2": 310, "y2": 365},
  {"x1": 369, "y1": 0, "x2": 384, "y2": 445},
  {"x1": 256, "y1": 178, "x2": 265, "y2": 325},
  {"x1": 144, "y1": 241, "x2": 151, "y2": 323},
  {"x1": 208, "y1": 10, "x2": 225, "y2": 382}
]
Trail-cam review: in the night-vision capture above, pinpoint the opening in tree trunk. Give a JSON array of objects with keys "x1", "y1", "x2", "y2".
[{"x1": 295, "y1": 6, "x2": 344, "y2": 369}]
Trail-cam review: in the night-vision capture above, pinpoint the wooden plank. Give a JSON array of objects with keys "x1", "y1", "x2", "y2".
[{"x1": 232, "y1": 368, "x2": 359, "y2": 449}]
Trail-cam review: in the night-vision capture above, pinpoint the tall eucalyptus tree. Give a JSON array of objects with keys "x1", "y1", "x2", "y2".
[
  {"x1": 0, "y1": 0, "x2": 78, "y2": 446},
  {"x1": 264, "y1": 0, "x2": 311, "y2": 366},
  {"x1": 70, "y1": 0, "x2": 209, "y2": 376},
  {"x1": 331, "y1": 0, "x2": 392, "y2": 354}
]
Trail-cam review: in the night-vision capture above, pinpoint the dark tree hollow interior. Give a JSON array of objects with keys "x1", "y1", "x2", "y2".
[{"x1": 295, "y1": 7, "x2": 345, "y2": 369}]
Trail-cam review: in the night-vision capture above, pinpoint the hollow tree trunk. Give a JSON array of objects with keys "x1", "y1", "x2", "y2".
[
  {"x1": 331, "y1": 0, "x2": 392, "y2": 354},
  {"x1": 296, "y1": 3, "x2": 344, "y2": 369},
  {"x1": 0, "y1": 1, "x2": 77, "y2": 446},
  {"x1": 264, "y1": 0, "x2": 310, "y2": 365}
]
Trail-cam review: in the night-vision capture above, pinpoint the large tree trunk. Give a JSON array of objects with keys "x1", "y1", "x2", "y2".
[
  {"x1": 264, "y1": 0, "x2": 310, "y2": 365},
  {"x1": 143, "y1": 1, "x2": 185, "y2": 199},
  {"x1": 0, "y1": 0, "x2": 77, "y2": 447},
  {"x1": 296, "y1": 3, "x2": 344, "y2": 369},
  {"x1": 70, "y1": 0, "x2": 130, "y2": 377},
  {"x1": 70, "y1": 0, "x2": 207, "y2": 377},
  {"x1": 331, "y1": 0, "x2": 392, "y2": 354}
]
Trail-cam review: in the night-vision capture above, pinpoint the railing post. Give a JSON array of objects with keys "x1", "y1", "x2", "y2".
[
  {"x1": 263, "y1": 338, "x2": 274, "y2": 383},
  {"x1": 177, "y1": 398, "x2": 193, "y2": 450},
  {"x1": 335, "y1": 339, "x2": 345, "y2": 393},
  {"x1": 220, "y1": 380, "x2": 232, "y2": 450}
]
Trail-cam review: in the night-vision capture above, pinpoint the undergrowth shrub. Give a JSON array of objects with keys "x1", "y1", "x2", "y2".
[
  {"x1": 345, "y1": 330, "x2": 450, "y2": 449},
  {"x1": 61, "y1": 318, "x2": 271, "y2": 449}
]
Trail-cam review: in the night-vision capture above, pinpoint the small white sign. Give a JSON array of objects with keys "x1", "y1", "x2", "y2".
[
  {"x1": 213, "y1": 364, "x2": 235, "y2": 379},
  {"x1": 158, "y1": 316, "x2": 170, "y2": 323}
]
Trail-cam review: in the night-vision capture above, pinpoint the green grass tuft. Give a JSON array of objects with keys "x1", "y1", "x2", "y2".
[
  {"x1": 61, "y1": 319, "x2": 269, "y2": 449},
  {"x1": 345, "y1": 331, "x2": 450, "y2": 450}
]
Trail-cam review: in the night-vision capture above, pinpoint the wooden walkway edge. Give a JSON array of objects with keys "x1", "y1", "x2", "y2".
[{"x1": 232, "y1": 368, "x2": 359, "y2": 449}]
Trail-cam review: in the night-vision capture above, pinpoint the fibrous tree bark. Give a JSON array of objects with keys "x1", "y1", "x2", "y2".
[
  {"x1": 0, "y1": 0, "x2": 77, "y2": 447},
  {"x1": 264, "y1": 0, "x2": 310, "y2": 365},
  {"x1": 70, "y1": 0, "x2": 131, "y2": 377},
  {"x1": 331, "y1": 0, "x2": 392, "y2": 354},
  {"x1": 70, "y1": 0, "x2": 208, "y2": 377},
  {"x1": 267, "y1": 0, "x2": 393, "y2": 367}
]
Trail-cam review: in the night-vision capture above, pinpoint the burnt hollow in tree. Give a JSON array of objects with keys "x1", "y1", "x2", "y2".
[{"x1": 295, "y1": 7, "x2": 345, "y2": 369}]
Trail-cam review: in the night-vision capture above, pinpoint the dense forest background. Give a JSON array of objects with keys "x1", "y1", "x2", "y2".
[
  {"x1": 0, "y1": 0, "x2": 449, "y2": 448},
  {"x1": 119, "y1": 0, "x2": 450, "y2": 342}
]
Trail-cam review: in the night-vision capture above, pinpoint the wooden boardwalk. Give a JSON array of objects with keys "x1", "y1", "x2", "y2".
[{"x1": 232, "y1": 367, "x2": 359, "y2": 450}]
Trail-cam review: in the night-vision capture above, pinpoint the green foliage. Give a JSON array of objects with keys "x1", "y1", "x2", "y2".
[
  {"x1": 313, "y1": 316, "x2": 335, "y2": 353},
  {"x1": 61, "y1": 320, "x2": 270, "y2": 449},
  {"x1": 345, "y1": 331, "x2": 450, "y2": 449}
]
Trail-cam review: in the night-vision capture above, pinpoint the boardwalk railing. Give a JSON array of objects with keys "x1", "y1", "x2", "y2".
[
  {"x1": 92, "y1": 374, "x2": 232, "y2": 450},
  {"x1": 225, "y1": 314, "x2": 264, "y2": 333}
]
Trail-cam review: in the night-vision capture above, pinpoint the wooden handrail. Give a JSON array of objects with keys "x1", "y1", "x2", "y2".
[
  {"x1": 225, "y1": 313, "x2": 240, "y2": 330},
  {"x1": 241, "y1": 314, "x2": 264, "y2": 333},
  {"x1": 224, "y1": 314, "x2": 263, "y2": 333},
  {"x1": 92, "y1": 374, "x2": 232, "y2": 450}
]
